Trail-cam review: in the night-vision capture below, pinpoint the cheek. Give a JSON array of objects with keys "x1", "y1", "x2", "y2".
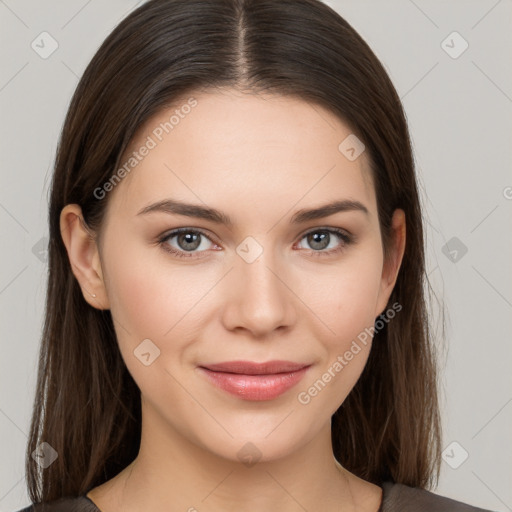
[
  {"x1": 104, "y1": 236, "x2": 196, "y2": 331},
  {"x1": 101, "y1": 243, "x2": 213, "y2": 405},
  {"x1": 296, "y1": 251, "x2": 384, "y2": 342},
  {"x1": 290, "y1": 250, "x2": 383, "y2": 411},
  {"x1": 101, "y1": 238, "x2": 221, "y2": 367},
  {"x1": 294, "y1": 265, "x2": 381, "y2": 416}
]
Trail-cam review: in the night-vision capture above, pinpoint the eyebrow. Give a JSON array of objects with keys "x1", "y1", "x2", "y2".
[{"x1": 136, "y1": 198, "x2": 369, "y2": 225}]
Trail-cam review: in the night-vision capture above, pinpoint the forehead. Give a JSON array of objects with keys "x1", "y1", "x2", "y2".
[{"x1": 106, "y1": 89, "x2": 376, "y2": 223}]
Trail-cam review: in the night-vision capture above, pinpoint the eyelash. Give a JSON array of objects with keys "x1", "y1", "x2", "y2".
[{"x1": 157, "y1": 227, "x2": 354, "y2": 260}]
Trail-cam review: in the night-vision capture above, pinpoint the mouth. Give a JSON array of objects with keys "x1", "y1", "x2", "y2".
[{"x1": 197, "y1": 360, "x2": 311, "y2": 401}]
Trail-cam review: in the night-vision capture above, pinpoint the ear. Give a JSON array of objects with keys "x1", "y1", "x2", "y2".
[
  {"x1": 60, "y1": 204, "x2": 110, "y2": 310},
  {"x1": 374, "y1": 208, "x2": 406, "y2": 317}
]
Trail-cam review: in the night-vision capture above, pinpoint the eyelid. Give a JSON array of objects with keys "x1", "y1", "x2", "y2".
[
  {"x1": 159, "y1": 226, "x2": 218, "y2": 244},
  {"x1": 298, "y1": 225, "x2": 353, "y2": 241}
]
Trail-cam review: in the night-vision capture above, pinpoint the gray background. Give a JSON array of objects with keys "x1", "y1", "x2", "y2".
[{"x1": 1, "y1": 0, "x2": 511, "y2": 510}]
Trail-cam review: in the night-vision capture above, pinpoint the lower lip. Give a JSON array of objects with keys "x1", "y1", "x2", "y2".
[{"x1": 198, "y1": 366, "x2": 310, "y2": 401}]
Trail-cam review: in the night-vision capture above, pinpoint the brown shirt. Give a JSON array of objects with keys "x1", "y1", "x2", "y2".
[{"x1": 16, "y1": 481, "x2": 496, "y2": 512}]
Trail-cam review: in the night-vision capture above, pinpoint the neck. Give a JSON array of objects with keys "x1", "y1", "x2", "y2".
[{"x1": 87, "y1": 406, "x2": 381, "y2": 512}]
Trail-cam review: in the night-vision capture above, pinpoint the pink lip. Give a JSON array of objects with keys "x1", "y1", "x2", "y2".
[{"x1": 198, "y1": 360, "x2": 311, "y2": 401}]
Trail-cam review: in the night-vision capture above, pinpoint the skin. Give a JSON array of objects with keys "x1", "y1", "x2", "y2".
[{"x1": 61, "y1": 88, "x2": 406, "y2": 512}]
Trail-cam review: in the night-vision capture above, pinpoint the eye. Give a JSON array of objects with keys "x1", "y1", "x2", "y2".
[
  {"x1": 158, "y1": 228, "x2": 218, "y2": 258},
  {"x1": 295, "y1": 228, "x2": 353, "y2": 257},
  {"x1": 158, "y1": 226, "x2": 354, "y2": 260}
]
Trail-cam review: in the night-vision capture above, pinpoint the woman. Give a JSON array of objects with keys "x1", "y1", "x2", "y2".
[{"x1": 18, "y1": 0, "x2": 495, "y2": 510}]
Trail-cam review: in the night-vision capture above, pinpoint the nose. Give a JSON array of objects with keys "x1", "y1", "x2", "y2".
[{"x1": 220, "y1": 251, "x2": 297, "y2": 338}]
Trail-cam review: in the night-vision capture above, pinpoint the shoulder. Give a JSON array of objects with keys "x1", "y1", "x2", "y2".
[
  {"x1": 14, "y1": 496, "x2": 100, "y2": 512},
  {"x1": 381, "y1": 481, "x2": 497, "y2": 512}
]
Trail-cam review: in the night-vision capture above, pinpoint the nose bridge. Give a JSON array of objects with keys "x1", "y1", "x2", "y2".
[{"x1": 222, "y1": 237, "x2": 296, "y2": 336}]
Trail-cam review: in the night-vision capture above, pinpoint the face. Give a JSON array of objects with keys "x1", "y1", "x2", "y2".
[{"x1": 63, "y1": 88, "x2": 405, "y2": 464}]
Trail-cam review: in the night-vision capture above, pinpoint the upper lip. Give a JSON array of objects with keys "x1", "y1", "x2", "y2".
[{"x1": 200, "y1": 360, "x2": 310, "y2": 375}]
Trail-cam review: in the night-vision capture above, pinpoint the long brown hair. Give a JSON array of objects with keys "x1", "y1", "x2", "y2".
[{"x1": 26, "y1": 0, "x2": 442, "y2": 502}]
